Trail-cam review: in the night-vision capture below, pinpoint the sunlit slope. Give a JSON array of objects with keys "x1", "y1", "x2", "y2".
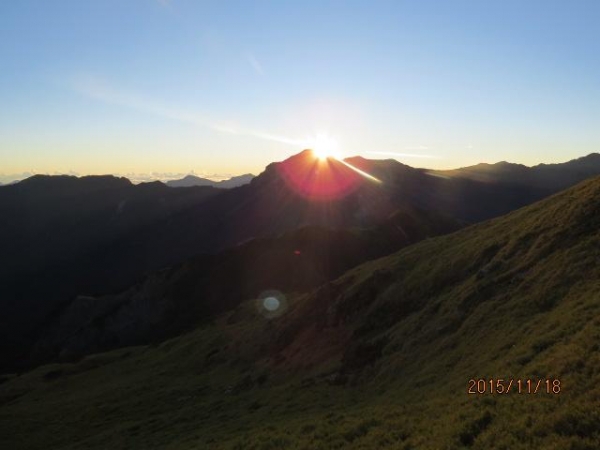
[
  {"x1": 2, "y1": 177, "x2": 600, "y2": 449},
  {"x1": 281, "y1": 174, "x2": 600, "y2": 383}
]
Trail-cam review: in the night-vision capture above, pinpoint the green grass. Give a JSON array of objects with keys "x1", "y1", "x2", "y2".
[{"x1": 3, "y1": 178, "x2": 600, "y2": 449}]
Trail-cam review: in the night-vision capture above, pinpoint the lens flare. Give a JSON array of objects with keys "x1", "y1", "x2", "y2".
[
  {"x1": 263, "y1": 296, "x2": 280, "y2": 312},
  {"x1": 278, "y1": 152, "x2": 361, "y2": 200},
  {"x1": 339, "y1": 160, "x2": 381, "y2": 183},
  {"x1": 272, "y1": 129, "x2": 383, "y2": 200},
  {"x1": 257, "y1": 290, "x2": 287, "y2": 318}
]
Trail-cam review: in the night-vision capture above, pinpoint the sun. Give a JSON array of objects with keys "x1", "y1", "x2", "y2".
[{"x1": 309, "y1": 133, "x2": 342, "y2": 161}]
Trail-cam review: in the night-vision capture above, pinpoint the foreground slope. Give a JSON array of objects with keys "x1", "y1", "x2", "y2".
[{"x1": 2, "y1": 176, "x2": 600, "y2": 448}]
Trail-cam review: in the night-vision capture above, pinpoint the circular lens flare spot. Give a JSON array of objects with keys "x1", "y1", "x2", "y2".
[
  {"x1": 256, "y1": 290, "x2": 287, "y2": 319},
  {"x1": 263, "y1": 296, "x2": 280, "y2": 312}
]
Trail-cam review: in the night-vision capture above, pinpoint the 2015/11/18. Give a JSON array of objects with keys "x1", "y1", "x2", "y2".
[{"x1": 467, "y1": 378, "x2": 561, "y2": 394}]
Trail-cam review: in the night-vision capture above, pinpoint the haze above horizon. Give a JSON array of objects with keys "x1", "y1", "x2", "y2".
[{"x1": 1, "y1": 0, "x2": 599, "y2": 181}]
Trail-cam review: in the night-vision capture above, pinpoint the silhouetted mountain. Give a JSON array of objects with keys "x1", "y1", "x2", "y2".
[
  {"x1": 3, "y1": 151, "x2": 600, "y2": 371},
  {"x1": 166, "y1": 174, "x2": 213, "y2": 187},
  {"x1": 3, "y1": 176, "x2": 600, "y2": 448},
  {"x1": 436, "y1": 152, "x2": 600, "y2": 191},
  {"x1": 166, "y1": 173, "x2": 254, "y2": 188},
  {"x1": 217, "y1": 173, "x2": 255, "y2": 188}
]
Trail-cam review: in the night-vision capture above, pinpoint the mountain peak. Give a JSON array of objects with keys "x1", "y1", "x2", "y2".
[
  {"x1": 166, "y1": 175, "x2": 213, "y2": 188},
  {"x1": 280, "y1": 149, "x2": 316, "y2": 164},
  {"x1": 166, "y1": 173, "x2": 254, "y2": 188}
]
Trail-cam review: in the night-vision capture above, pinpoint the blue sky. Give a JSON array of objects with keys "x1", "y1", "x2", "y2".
[{"x1": 1, "y1": 0, "x2": 599, "y2": 181}]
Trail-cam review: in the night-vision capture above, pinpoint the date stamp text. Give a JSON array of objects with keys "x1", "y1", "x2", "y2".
[{"x1": 467, "y1": 378, "x2": 561, "y2": 395}]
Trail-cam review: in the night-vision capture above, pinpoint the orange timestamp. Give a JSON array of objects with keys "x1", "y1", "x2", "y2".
[{"x1": 468, "y1": 378, "x2": 561, "y2": 395}]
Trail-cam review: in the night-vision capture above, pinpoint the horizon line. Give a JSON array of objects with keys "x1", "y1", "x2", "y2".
[{"x1": 2, "y1": 151, "x2": 599, "y2": 185}]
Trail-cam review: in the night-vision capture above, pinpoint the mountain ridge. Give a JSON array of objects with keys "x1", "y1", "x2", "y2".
[
  {"x1": 9, "y1": 152, "x2": 600, "y2": 188},
  {"x1": 435, "y1": 152, "x2": 600, "y2": 190},
  {"x1": 166, "y1": 173, "x2": 254, "y2": 188}
]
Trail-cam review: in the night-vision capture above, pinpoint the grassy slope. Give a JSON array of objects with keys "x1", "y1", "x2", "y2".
[{"x1": 2, "y1": 178, "x2": 600, "y2": 449}]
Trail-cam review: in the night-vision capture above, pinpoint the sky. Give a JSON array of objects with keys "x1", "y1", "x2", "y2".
[{"x1": 1, "y1": 0, "x2": 599, "y2": 182}]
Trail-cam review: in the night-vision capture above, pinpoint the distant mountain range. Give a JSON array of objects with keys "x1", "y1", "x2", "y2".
[
  {"x1": 166, "y1": 173, "x2": 254, "y2": 188},
  {"x1": 435, "y1": 153, "x2": 600, "y2": 190},
  {"x1": 2, "y1": 151, "x2": 600, "y2": 371}
]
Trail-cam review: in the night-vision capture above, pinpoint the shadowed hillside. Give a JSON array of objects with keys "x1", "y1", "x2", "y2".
[
  {"x1": 2, "y1": 176, "x2": 600, "y2": 449},
  {"x1": 0, "y1": 176, "x2": 219, "y2": 371},
  {"x1": 28, "y1": 205, "x2": 460, "y2": 365}
]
